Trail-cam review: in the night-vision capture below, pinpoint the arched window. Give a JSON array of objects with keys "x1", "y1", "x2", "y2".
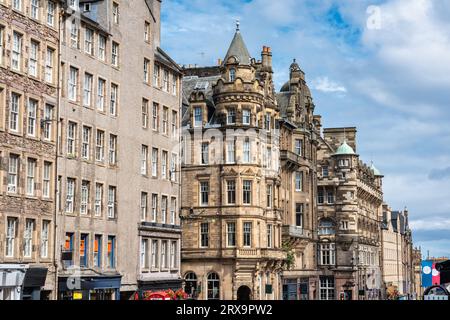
[
  {"x1": 318, "y1": 219, "x2": 335, "y2": 235},
  {"x1": 229, "y1": 68, "x2": 236, "y2": 82},
  {"x1": 184, "y1": 272, "x2": 198, "y2": 298},
  {"x1": 207, "y1": 272, "x2": 220, "y2": 300}
]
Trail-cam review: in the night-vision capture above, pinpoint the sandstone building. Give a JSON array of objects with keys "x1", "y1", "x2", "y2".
[
  {"x1": 55, "y1": 0, "x2": 182, "y2": 300},
  {"x1": 0, "y1": 0, "x2": 60, "y2": 300},
  {"x1": 380, "y1": 205, "x2": 414, "y2": 298},
  {"x1": 180, "y1": 26, "x2": 392, "y2": 300},
  {"x1": 180, "y1": 25, "x2": 286, "y2": 300}
]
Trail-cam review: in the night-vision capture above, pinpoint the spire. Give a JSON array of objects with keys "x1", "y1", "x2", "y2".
[{"x1": 223, "y1": 22, "x2": 251, "y2": 66}]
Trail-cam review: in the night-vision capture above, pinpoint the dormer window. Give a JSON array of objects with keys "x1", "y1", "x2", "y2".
[
  {"x1": 193, "y1": 107, "x2": 202, "y2": 127},
  {"x1": 229, "y1": 68, "x2": 236, "y2": 82},
  {"x1": 227, "y1": 108, "x2": 236, "y2": 125}
]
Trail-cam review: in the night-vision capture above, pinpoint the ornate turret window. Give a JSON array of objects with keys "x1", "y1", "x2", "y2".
[
  {"x1": 242, "y1": 109, "x2": 251, "y2": 125},
  {"x1": 229, "y1": 68, "x2": 236, "y2": 81},
  {"x1": 227, "y1": 108, "x2": 236, "y2": 124}
]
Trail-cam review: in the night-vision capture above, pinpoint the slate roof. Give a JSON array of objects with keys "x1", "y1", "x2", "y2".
[
  {"x1": 223, "y1": 30, "x2": 252, "y2": 65},
  {"x1": 181, "y1": 75, "x2": 221, "y2": 127}
]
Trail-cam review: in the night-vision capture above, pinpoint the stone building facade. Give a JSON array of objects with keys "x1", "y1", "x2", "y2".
[
  {"x1": 180, "y1": 26, "x2": 395, "y2": 301},
  {"x1": 0, "y1": 0, "x2": 60, "y2": 300},
  {"x1": 380, "y1": 205, "x2": 414, "y2": 298},
  {"x1": 313, "y1": 127, "x2": 384, "y2": 300},
  {"x1": 55, "y1": 0, "x2": 182, "y2": 300},
  {"x1": 381, "y1": 204, "x2": 415, "y2": 298},
  {"x1": 276, "y1": 61, "x2": 320, "y2": 300},
  {"x1": 180, "y1": 27, "x2": 286, "y2": 300}
]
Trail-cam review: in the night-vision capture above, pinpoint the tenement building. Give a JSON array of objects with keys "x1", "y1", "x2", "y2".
[
  {"x1": 56, "y1": 0, "x2": 182, "y2": 300},
  {"x1": 315, "y1": 129, "x2": 384, "y2": 300},
  {"x1": 180, "y1": 25, "x2": 286, "y2": 300},
  {"x1": 276, "y1": 60, "x2": 320, "y2": 300},
  {"x1": 380, "y1": 205, "x2": 414, "y2": 298},
  {"x1": 0, "y1": 0, "x2": 60, "y2": 300},
  {"x1": 180, "y1": 25, "x2": 393, "y2": 301}
]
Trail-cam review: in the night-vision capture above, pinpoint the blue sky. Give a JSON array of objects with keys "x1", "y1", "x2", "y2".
[{"x1": 161, "y1": 0, "x2": 450, "y2": 258}]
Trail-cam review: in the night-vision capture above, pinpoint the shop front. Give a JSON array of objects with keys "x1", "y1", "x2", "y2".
[
  {"x1": 58, "y1": 275, "x2": 122, "y2": 300},
  {"x1": 0, "y1": 264, "x2": 27, "y2": 300},
  {"x1": 135, "y1": 278, "x2": 183, "y2": 300},
  {"x1": 0, "y1": 265, "x2": 48, "y2": 300}
]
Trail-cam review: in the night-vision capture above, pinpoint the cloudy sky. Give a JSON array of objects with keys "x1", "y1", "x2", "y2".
[{"x1": 161, "y1": 0, "x2": 450, "y2": 258}]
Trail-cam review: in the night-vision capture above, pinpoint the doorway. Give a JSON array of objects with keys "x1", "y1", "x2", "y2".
[{"x1": 237, "y1": 285, "x2": 252, "y2": 300}]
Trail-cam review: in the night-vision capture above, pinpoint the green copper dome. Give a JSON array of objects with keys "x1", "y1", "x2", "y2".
[
  {"x1": 334, "y1": 141, "x2": 356, "y2": 156},
  {"x1": 370, "y1": 163, "x2": 383, "y2": 176}
]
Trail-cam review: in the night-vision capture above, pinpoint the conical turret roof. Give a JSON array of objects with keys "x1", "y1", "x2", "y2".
[{"x1": 223, "y1": 22, "x2": 251, "y2": 65}]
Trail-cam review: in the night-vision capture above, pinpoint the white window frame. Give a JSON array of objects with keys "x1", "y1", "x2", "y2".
[
  {"x1": 95, "y1": 130, "x2": 105, "y2": 161},
  {"x1": 140, "y1": 192, "x2": 148, "y2": 221},
  {"x1": 94, "y1": 183, "x2": 103, "y2": 217},
  {"x1": 80, "y1": 180, "x2": 90, "y2": 215},
  {"x1": 27, "y1": 99, "x2": 37, "y2": 137},
  {"x1": 41, "y1": 220, "x2": 50, "y2": 258},
  {"x1": 84, "y1": 28, "x2": 94, "y2": 55},
  {"x1": 242, "y1": 109, "x2": 250, "y2": 125},
  {"x1": 97, "y1": 78, "x2": 105, "y2": 111},
  {"x1": 151, "y1": 194, "x2": 157, "y2": 222},
  {"x1": 170, "y1": 197, "x2": 176, "y2": 225},
  {"x1": 109, "y1": 134, "x2": 117, "y2": 165},
  {"x1": 98, "y1": 35, "x2": 106, "y2": 61},
  {"x1": 107, "y1": 186, "x2": 116, "y2": 218},
  {"x1": 193, "y1": 107, "x2": 202, "y2": 128},
  {"x1": 26, "y1": 158, "x2": 36, "y2": 196},
  {"x1": 67, "y1": 122, "x2": 77, "y2": 156},
  {"x1": 6, "y1": 218, "x2": 17, "y2": 257},
  {"x1": 9, "y1": 93, "x2": 20, "y2": 132},
  {"x1": 8, "y1": 155, "x2": 19, "y2": 193},
  {"x1": 28, "y1": 40, "x2": 39, "y2": 77},
  {"x1": 43, "y1": 161, "x2": 51, "y2": 198},
  {"x1": 83, "y1": 73, "x2": 93, "y2": 107},
  {"x1": 151, "y1": 148, "x2": 158, "y2": 177},
  {"x1": 141, "y1": 145, "x2": 148, "y2": 175},
  {"x1": 295, "y1": 171, "x2": 303, "y2": 191},
  {"x1": 23, "y1": 219, "x2": 34, "y2": 258},
  {"x1": 66, "y1": 178, "x2": 75, "y2": 213},
  {"x1": 227, "y1": 222, "x2": 236, "y2": 247},
  {"x1": 111, "y1": 42, "x2": 119, "y2": 67},
  {"x1": 69, "y1": 67, "x2": 78, "y2": 101},
  {"x1": 226, "y1": 140, "x2": 235, "y2": 164},
  {"x1": 12, "y1": 32, "x2": 22, "y2": 71},
  {"x1": 45, "y1": 47, "x2": 54, "y2": 83},
  {"x1": 31, "y1": 0, "x2": 40, "y2": 19},
  {"x1": 81, "y1": 126, "x2": 91, "y2": 160},
  {"x1": 47, "y1": 1, "x2": 55, "y2": 26},
  {"x1": 110, "y1": 83, "x2": 118, "y2": 116}
]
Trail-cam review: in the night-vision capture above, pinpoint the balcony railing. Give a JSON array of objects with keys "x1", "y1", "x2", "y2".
[{"x1": 282, "y1": 225, "x2": 312, "y2": 239}]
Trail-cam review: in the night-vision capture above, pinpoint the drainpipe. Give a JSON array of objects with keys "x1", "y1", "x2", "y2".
[{"x1": 52, "y1": 6, "x2": 64, "y2": 300}]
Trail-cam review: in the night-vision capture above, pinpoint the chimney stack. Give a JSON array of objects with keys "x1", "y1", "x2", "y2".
[{"x1": 261, "y1": 46, "x2": 272, "y2": 70}]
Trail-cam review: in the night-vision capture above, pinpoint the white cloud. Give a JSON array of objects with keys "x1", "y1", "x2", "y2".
[
  {"x1": 410, "y1": 219, "x2": 450, "y2": 231},
  {"x1": 362, "y1": 0, "x2": 450, "y2": 86},
  {"x1": 312, "y1": 76, "x2": 347, "y2": 93}
]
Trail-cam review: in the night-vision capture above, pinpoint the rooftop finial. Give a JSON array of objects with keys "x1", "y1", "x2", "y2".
[{"x1": 236, "y1": 19, "x2": 240, "y2": 32}]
